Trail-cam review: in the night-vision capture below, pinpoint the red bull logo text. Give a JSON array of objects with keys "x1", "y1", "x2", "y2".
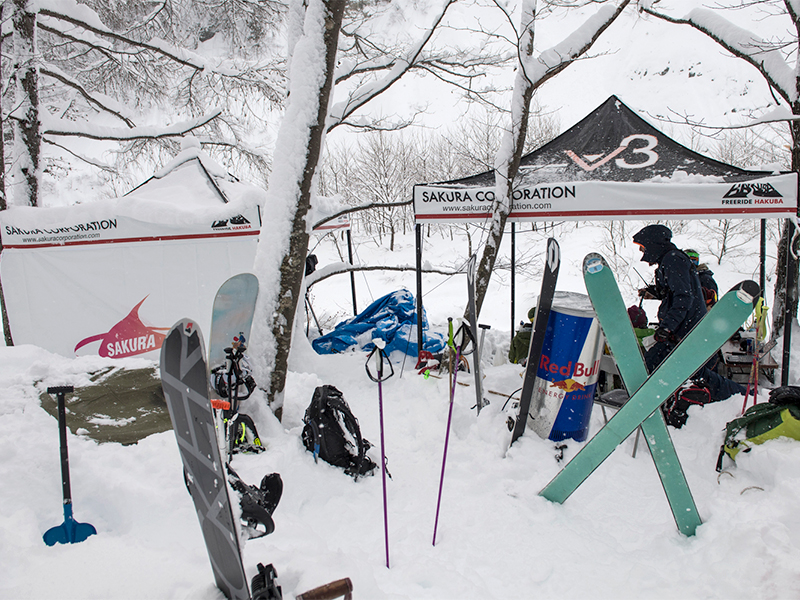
[{"x1": 539, "y1": 355, "x2": 600, "y2": 379}]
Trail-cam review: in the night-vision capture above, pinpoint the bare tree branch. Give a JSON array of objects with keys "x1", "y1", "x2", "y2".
[
  {"x1": 39, "y1": 8, "x2": 205, "y2": 71},
  {"x1": 313, "y1": 199, "x2": 413, "y2": 230},
  {"x1": 41, "y1": 67, "x2": 135, "y2": 127},
  {"x1": 641, "y1": 5, "x2": 792, "y2": 104},
  {"x1": 307, "y1": 262, "x2": 459, "y2": 288},
  {"x1": 40, "y1": 110, "x2": 221, "y2": 140},
  {"x1": 327, "y1": 0, "x2": 459, "y2": 132}
]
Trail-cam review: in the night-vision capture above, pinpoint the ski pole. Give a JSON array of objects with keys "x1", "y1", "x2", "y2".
[
  {"x1": 446, "y1": 318, "x2": 455, "y2": 392},
  {"x1": 432, "y1": 322, "x2": 469, "y2": 546},
  {"x1": 43, "y1": 386, "x2": 97, "y2": 546},
  {"x1": 365, "y1": 339, "x2": 394, "y2": 569}
]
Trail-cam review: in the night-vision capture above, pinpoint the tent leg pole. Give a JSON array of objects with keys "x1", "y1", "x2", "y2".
[
  {"x1": 760, "y1": 219, "x2": 766, "y2": 302},
  {"x1": 511, "y1": 223, "x2": 516, "y2": 348},
  {"x1": 347, "y1": 229, "x2": 357, "y2": 316},
  {"x1": 781, "y1": 220, "x2": 795, "y2": 386}
]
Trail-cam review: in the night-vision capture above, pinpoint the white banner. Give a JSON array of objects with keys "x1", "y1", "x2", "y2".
[
  {"x1": 1, "y1": 237, "x2": 258, "y2": 359},
  {"x1": 413, "y1": 173, "x2": 798, "y2": 223},
  {"x1": 313, "y1": 213, "x2": 350, "y2": 231},
  {"x1": 1, "y1": 202, "x2": 260, "y2": 248},
  {"x1": 0, "y1": 198, "x2": 261, "y2": 358}
]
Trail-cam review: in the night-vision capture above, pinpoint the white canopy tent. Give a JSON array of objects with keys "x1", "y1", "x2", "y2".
[
  {"x1": 0, "y1": 146, "x2": 264, "y2": 358},
  {"x1": 412, "y1": 96, "x2": 798, "y2": 375}
]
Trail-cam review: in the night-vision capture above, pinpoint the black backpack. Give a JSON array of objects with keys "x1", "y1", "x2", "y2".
[{"x1": 301, "y1": 385, "x2": 376, "y2": 480}]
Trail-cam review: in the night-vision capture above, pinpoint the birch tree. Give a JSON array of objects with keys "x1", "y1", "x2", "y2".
[
  {"x1": 639, "y1": 0, "x2": 798, "y2": 339},
  {"x1": 472, "y1": 0, "x2": 631, "y2": 316}
]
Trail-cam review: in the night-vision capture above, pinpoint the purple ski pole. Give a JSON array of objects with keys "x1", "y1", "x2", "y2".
[
  {"x1": 432, "y1": 319, "x2": 470, "y2": 546},
  {"x1": 366, "y1": 338, "x2": 394, "y2": 568}
]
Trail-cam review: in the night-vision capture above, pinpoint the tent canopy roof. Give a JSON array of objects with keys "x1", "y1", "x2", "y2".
[
  {"x1": 436, "y1": 95, "x2": 780, "y2": 188},
  {"x1": 413, "y1": 96, "x2": 795, "y2": 223}
]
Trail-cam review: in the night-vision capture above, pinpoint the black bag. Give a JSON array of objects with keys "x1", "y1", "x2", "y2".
[
  {"x1": 301, "y1": 385, "x2": 377, "y2": 479},
  {"x1": 662, "y1": 385, "x2": 711, "y2": 428}
]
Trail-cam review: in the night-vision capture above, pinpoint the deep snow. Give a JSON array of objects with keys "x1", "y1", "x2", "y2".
[{"x1": 3, "y1": 220, "x2": 800, "y2": 599}]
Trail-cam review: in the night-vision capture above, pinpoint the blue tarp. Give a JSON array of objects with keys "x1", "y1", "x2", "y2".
[{"x1": 311, "y1": 289, "x2": 446, "y2": 356}]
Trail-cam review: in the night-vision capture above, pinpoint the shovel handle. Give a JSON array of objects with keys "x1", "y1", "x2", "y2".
[
  {"x1": 296, "y1": 578, "x2": 353, "y2": 600},
  {"x1": 48, "y1": 386, "x2": 75, "y2": 505}
]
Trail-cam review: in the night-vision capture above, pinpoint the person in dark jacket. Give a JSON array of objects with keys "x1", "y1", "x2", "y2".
[
  {"x1": 684, "y1": 248, "x2": 718, "y2": 306},
  {"x1": 633, "y1": 224, "x2": 744, "y2": 401}
]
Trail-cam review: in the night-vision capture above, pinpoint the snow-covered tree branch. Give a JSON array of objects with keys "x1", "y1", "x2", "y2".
[
  {"x1": 641, "y1": 0, "x2": 799, "y2": 348},
  {"x1": 471, "y1": 0, "x2": 631, "y2": 316}
]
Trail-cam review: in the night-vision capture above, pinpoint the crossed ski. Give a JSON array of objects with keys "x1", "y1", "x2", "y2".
[
  {"x1": 580, "y1": 253, "x2": 700, "y2": 535},
  {"x1": 540, "y1": 254, "x2": 759, "y2": 536}
]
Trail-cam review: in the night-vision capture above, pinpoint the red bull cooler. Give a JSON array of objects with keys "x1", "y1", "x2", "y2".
[{"x1": 528, "y1": 292, "x2": 604, "y2": 442}]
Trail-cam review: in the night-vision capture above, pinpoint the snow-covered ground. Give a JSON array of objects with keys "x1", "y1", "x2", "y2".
[
  {"x1": 2, "y1": 1, "x2": 798, "y2": 597},
  {"x1": 3, "y1": 221, "x2": 800, "y2": 600}
]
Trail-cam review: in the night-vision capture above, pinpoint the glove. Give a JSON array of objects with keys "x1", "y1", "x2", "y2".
[
  {"x1": 638, "y1": 285, "x2": 658, "y2": 300},
  {"x1": 654, "y1": 327, "x2": 674, "y2": 344}
]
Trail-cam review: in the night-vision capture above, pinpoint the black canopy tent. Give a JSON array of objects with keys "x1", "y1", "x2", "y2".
[{"x1": 412, "y1": 95, "x2": 798, "y2": 381}]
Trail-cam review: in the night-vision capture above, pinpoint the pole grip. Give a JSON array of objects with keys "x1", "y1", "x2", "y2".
[{"x1": 295, "y1": 577, "x2": 353, "y2": 600}]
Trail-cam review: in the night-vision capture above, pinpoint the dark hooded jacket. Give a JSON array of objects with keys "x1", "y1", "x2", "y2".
[
  {"x1": 633, "y1": 225, "x2": 706, "y2": 340},
  {"x1": 697, "y1": 264, "x2": 718, "y2": 295}
]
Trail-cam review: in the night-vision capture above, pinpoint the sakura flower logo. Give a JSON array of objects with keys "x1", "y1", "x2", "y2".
[{"x1": 74, "y1": 297, "x2": 170, "y2": 358}]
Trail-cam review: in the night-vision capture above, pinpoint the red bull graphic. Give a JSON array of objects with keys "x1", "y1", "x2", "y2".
[
  {"x1": 529, "y1": 294, "x2": 604, "y2": 442},
  {"x1": 74, "y1": 297, "x2": 170, "y2": 358},
  {"x1": 551, "y1": 378, "x2": 587, "y2": 393}
]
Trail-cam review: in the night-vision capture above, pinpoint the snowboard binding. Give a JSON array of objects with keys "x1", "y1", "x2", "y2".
[
  {"x1": 251, "y1": 563, "x2": 282, "y2": 600},
  {"x1": 228, "y1": 466, "x2": 283, "y2": 539}
]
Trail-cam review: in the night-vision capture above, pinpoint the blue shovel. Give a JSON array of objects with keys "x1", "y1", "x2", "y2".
[{"x1": 43, "y1": 386, "x2": 97, "y2": 546}]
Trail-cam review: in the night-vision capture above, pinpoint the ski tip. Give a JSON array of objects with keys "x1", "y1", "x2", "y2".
[
  {"x1": 583, "y1": 253, "x2": 606, "y2": 275},
  {"x1": 732, "y1": 280, "x2": 761, "y2": 306},
  {"x1": 546, "y1": 238, "x2": 561, "y2": 271}
]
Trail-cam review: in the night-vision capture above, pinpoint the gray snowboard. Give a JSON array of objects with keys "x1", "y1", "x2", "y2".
[{"x1": 160, "y1": 318, "x2": 250, "y2": 600}]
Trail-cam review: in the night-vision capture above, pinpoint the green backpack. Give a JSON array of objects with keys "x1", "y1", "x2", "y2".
[{"x1": 717, "y1": 386, "x2": 800, "y2": 471}]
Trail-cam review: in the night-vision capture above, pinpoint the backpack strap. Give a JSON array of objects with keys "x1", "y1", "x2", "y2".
[
  {"x1": 303, "y1": 386, "x2": 328, "y2": 463},
  {"x1": 323, "y1": 389, "x2": 368, "y2": 480}
]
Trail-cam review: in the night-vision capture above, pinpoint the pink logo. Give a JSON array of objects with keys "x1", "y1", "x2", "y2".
[{"x1": 74, "y1": 297, "x2": 170, "y2": 358}]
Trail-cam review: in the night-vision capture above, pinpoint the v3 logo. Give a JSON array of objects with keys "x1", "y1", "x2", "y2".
[{"x1": 565, "y1": 134, "x2": 659, "y2": 171}]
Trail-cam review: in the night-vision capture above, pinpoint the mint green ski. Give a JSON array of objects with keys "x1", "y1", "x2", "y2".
[
  {"x1": 579, "y1": 253, "x2": 700, "y2": 536},
  {"x1": 540, "y1": 265, "x2": 759, "y2": 524}
]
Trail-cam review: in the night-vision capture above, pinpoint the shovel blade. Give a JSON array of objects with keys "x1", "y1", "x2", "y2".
[{"x1": 43, "y1": 508, "x2": 96, "y2": 546}]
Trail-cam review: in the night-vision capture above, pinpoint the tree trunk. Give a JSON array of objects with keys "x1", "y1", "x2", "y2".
[
  {"x1": 471, "y1": 0, "x2": 537, "y2": 319},
  {"x1": 261, "y1": 0, "x2": 345, "y2": 415},
  {"x1": 12, "y1": 0, "x2": 40, "y2": 207},
  {"x1": 0, "y1": 3, "x2": 13, "y2": 346},
  {"x1": 772, "y1": 102, "x2": 800, "y2": 338}
]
